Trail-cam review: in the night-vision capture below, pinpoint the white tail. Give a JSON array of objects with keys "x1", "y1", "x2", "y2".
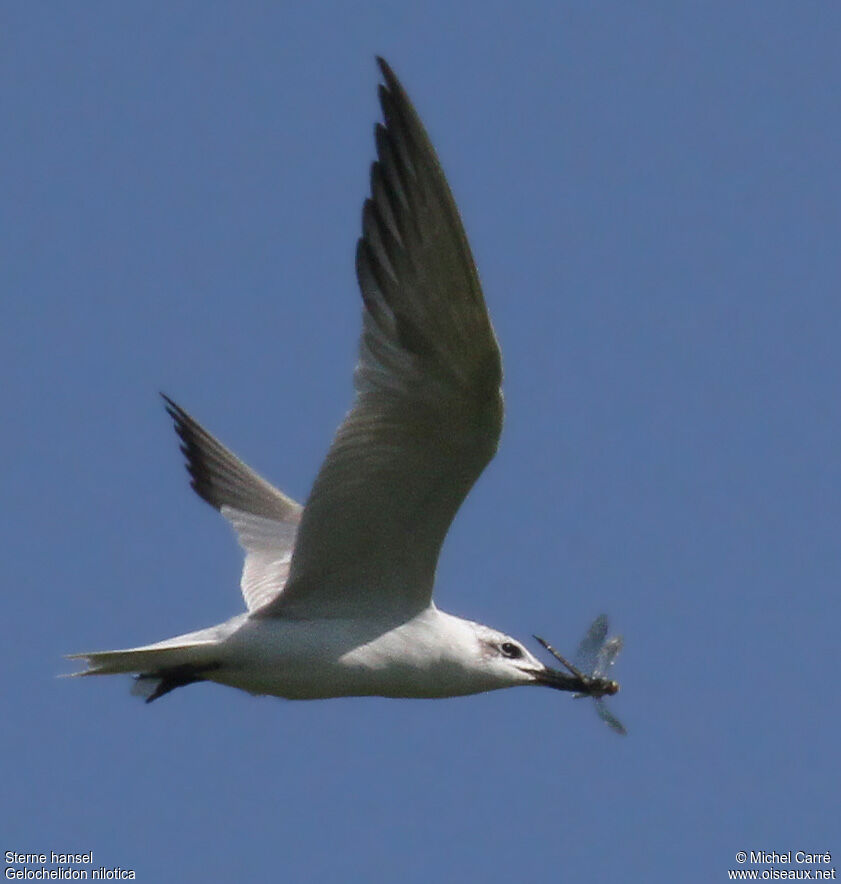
[{"x1": 66, "y1": 630, "x2": 222, "y2": 702}]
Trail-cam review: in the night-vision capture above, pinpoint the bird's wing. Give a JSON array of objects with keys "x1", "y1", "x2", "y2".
[
  {"x1": 258, "y1": 58, "x2": 503, "y2": 620},
  {"x1": 163, "y1": 395, "x2": 302, "y2": 612}
]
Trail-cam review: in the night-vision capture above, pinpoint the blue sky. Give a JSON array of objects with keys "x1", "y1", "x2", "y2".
[{"x1": 4, "y1": 2, "x2": 839, "y2": 881}]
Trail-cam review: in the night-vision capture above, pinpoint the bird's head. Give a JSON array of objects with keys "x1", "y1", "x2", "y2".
[{"x1": 473, "y1": 625, "x2": 617, "y2": 696}]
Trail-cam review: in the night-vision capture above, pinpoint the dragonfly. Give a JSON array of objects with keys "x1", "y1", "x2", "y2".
[{"x1": 535, "y1": 615, "x2": 626, "y2": 735}]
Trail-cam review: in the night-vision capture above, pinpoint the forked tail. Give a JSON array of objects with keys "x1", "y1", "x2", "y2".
[{"x1": 66, "y1": 636, "x2": 221, "y2": 703}]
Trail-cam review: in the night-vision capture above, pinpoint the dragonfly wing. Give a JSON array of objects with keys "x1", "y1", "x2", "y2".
[
  {"x1": 593, "y1": 635, "x2": 623, "y2": 677},
  {"x1": 595, "y1": 698, "x2": 627, "y2": 736},
  {"x1": 575, "y1": 614, "x2": 609, "y2": 674}
]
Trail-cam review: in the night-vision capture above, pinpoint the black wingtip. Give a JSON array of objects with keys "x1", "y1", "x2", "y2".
[
  {"x1": 160, "y1": 394, "x2": 195, "y2": 439},
  {"x1": 159, "y1": 391, "x2": 180, "y2": 418},
  {"x1": 158, "y1": 394, "x2": 206, "y2": 498},
  {"x1": 375, "y1": 57, "x2": 402, "y2": 95}
]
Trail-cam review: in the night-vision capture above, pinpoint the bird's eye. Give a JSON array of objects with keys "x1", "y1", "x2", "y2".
[{"x1": 500, "y1": 642, "x2": 522, "y2": 659}]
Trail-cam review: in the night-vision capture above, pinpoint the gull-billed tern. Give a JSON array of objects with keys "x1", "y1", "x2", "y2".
[{"x1": 68, "y1": 58, "x2": 622, "y2": 718}]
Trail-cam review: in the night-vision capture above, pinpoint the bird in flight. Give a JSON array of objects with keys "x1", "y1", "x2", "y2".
[{"x1": 69, "y1": 58, "x2": 623, "y2": 725}]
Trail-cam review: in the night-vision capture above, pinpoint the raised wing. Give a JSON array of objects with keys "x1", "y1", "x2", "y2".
[
  {"x1": 163, "y1": 395, "x2": 302, "y2": 611},
  {"x1": 260, "y1": 58, "x2": 503, "y2": 619},
  {"x1": 594, "y1": 635, "x2": 623, "y2": 678},
  {"x1": 574, "y1": 614, "x2": 609, "y2": 677}
]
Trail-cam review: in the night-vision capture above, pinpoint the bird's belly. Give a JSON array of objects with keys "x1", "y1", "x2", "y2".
[
  {"x1": 205, "y1": 613, "x2": 494, "y2": 700},
  {"x1": 214, "y1": 660, "x2": 475, "y2": 700}
]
